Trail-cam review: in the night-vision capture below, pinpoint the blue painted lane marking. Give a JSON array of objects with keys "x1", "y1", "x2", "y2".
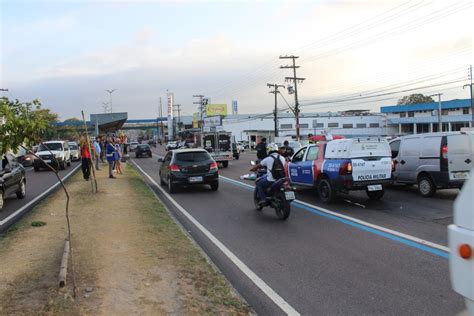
[{"x1": 220, "y1": 177, "x2": 449, "y2": 259}]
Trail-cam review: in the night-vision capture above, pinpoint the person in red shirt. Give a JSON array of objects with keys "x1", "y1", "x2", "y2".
[{"x1": 80, "y1": 136, "x2": 92, "y2": 181}]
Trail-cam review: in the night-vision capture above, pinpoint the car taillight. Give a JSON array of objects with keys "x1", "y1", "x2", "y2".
[
  {"x1": 169, "y1": 164, "x2": 180, "y2": 172},
  {"x1": 210, "y1": 161, "x2": 218, "y2": 171},
  {"x1": 442, "y1": 145, "x2": 448, "y2": 159},
  {"x1": 340, "y1": 162, "x2": 352, "y2": 175}
]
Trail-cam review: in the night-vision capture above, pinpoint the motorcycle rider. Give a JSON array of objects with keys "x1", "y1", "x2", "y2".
[{"x1": 251, "y1": 144, "x2": 286, "y2": 206}]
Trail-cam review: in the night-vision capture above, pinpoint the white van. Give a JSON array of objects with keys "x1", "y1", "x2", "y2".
[
  {"x1": 389, "y1": 132, "x2": 474, "y2": 197},
  {"x1": 448, "y1": 173, "x2": 474, "y2": 314}
]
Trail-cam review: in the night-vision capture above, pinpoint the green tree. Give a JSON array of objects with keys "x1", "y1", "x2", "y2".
[
  {"x1": 0, "y1": 97, "x2": 57, "y2": 154},
  {"x1": 397, "y1": 94, "x2": 434, "y2": 105}
]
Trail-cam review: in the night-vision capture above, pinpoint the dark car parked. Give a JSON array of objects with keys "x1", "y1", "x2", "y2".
[
  {"x1": 135, "y1": 144, "x2": 152, "y2": 158},
  {"x1": 158, "y1": 149, "x2": 219, "y2": 193},
  {"x1": 1, "y1": 154, "x2": 26, "y2": 211}
]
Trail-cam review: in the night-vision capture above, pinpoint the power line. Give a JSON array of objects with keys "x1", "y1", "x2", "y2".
[{"x1": 267, "y1": 83, "x2": 285, "y2": 137}]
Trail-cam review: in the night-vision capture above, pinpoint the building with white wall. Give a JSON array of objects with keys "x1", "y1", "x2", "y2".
[{"x1": 380, "y1": 98, "x2": 472, "y2": 135}]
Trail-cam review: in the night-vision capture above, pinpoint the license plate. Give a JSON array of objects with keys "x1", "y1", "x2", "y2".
[
  {"x1": 188, "y1": 176, "x2": 203, "y2": 183},
  {"x1": 452, "y1": 172, "x2": 469, "y2": 180},
  {"x1": 285, "y1": 191, "x2": 295, "y2": 200},
  {"x1": 367, "y1": 184, "x2": 382, "y2": 191},
  {"x1": 44, "y1": 160, "x2": 51, "y2": 163}
]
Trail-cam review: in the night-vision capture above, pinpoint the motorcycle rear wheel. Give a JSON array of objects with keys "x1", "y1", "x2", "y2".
[
  {"x1": 254, "y1": 188, "x2": 263, "y2": 211},
  {"x1": 275, "y1": 192, "x2": 291, "y2": 220}
]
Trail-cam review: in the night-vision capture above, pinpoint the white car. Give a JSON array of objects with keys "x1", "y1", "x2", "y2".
[
  {"x1": 166, "y1": 141, "x2": 179, "y2": 151},
  {"x1": 129, "y1": 142, "x2": 139, "y2": 152},
  {"x1": 68, "y1": 142, "x2": 80, "y2": 161},
  {"x1": 34, "y1": 141, "x2": 71, "y2": 171},
  {"x1": 448, "y1": 173, "x2": 474, "y2": 315}
]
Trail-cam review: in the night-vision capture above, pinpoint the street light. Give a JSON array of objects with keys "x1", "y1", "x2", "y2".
[
  {"x1": 102, "y1": 102, "x2": 110, "y2": 113},
  {"x1": 105, "y1": 89, "x2": 116, "y2": 113}
]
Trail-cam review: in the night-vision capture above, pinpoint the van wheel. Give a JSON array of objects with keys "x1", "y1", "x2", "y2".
[
  {"x1": 318, "y1": 178, "x2": 335, "y2": 203},
  {"x1": 418, "y1": 175, "x2": 436, "y2": 197},
  {"x1": 366, "y1": 188, "x2": 384, "y2": 200}
]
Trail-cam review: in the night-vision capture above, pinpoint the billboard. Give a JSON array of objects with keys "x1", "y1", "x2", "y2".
[
  {"x1": 206, "y1": 104, "x2": 227, "y2": 116},
  {"x1": 167, "y1": 92, "x2": 174, "y2": 139},
  {"x1": 204, "y1": 115, "x2": 222, "y2": 127}
]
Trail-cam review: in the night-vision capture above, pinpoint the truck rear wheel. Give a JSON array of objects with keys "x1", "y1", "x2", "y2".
[
  {"x1": 222, "y1": 161, "x2": 229, "y2": 168},
  {"x1": 317, "y1": 178, "x2": 335, "y2": 203}
]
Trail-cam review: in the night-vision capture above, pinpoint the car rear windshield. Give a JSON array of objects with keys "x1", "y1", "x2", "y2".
[
  {"x1": 175, "y1": 152, "x2": 210, "y2": 162},
  {"x1": 138, "y1": 145, "x2": 150, "y2": 149},
  {"x1": 39, "y1": 143, "x2": 63, "y2": 151}
]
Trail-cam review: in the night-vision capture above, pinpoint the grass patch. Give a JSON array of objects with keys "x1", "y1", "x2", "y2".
[
  {"x1": 125, "y1": 164, "x2": 251, "y2": 314},
  {"x1": 31, "y1": 221, "x2": 47, "y2": 227}
]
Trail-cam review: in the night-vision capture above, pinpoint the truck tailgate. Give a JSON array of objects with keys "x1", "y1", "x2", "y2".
[{"x1": 352, "y1": 157, "x2": 392, "y2": 182}]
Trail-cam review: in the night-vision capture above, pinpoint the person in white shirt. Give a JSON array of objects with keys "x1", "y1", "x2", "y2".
[
  {"x1": 251, "y1": 145, "x2": 286, "y2": 205},
  {"x1": 93, "y1": 137, "x2": 101, "y2": 171}
]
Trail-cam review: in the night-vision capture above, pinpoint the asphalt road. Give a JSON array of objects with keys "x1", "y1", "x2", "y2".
[
  {"x1": 0, "y1": 161, "x2": 81, "y2": 232},
  {"x1": 131, "y1": 146, "x2": 464, "y2": 315}
]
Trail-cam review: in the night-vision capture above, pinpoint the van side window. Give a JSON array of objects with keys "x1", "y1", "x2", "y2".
[{"x1": 390, "y1": 140, "x2": 400, "y2": 158}]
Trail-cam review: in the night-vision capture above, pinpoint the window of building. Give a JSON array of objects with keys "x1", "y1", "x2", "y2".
[
  {"x1": 369, "y1": 123, "x2": 380, "y2": 128},
  {"x1": 343, "y1": 123, "x2": 353, "y2": 128},
  {"x1": 356, "y1": 123, "x2": 366, "y2": 128},
  {"x1": 328, "y1": 122, "x2": 339, "y2": 128},
  {"x1": 463, "y1": 108, "x2": 469, "y2": 115},
  {"x1": 299, "y1": 123, "x2": 309, "y2": 129},
  {"x1": 280, "y1": 124, "x2": 292, "y2": 129},
  {"x1": 315, "y1": 123, "x2": 324, "y2": 128},
  {"x1": 400, "y1": 112, "x2": 406, "y2": 118},
  {"x1": 442, "y1": 109, "x2": 449, "y2": 115},
  {"x1": 408, "y1": 112, "x2": 414, "y2": 117}
]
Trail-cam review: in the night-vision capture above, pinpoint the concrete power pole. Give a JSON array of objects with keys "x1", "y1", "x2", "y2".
[
  {"x1": 430, "y1": 93, "x2": 443, "y2": 132},
  {"x1": 193, "y1": 95, "x2": 205, "y2": 131},
  {"x1": 280, "y1": 55, "x2": 305, "y2": 141},
  {"x1": 267, "y1": 83, "x2": 285, "y2": 137},
  {"x1": 463, "y1": 65, "x2": 474, "y2": 127}
]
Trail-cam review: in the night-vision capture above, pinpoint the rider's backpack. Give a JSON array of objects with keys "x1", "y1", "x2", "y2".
[{"x1": 270, "y1": 155, "x2": 285, "y2": 180}]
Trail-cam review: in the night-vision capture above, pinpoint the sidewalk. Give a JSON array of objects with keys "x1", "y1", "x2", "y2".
[{"x1": 0, "y1": 161, "x2": 250, "y2": 315}]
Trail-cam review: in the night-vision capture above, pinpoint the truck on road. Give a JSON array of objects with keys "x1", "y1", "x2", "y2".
[{"x1": 194, "y1": 131, "x2": 234, "y2": 168}]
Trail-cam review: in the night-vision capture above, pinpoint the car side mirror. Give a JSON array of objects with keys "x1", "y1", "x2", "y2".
[
  {"x1": 250, "y1": 160, "x2": 256, "y2": 166},
  {"x1": 158, "y1": 157, "x2": 164, "y2": 163}
]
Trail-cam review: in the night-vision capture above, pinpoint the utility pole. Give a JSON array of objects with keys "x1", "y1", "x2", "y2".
[
  {"x1": 193, "y1": 95, "x2": 205, "y2": 131},
  {"x1": 430, "y1": 93, "x2": 443, "y2": 132},
  {"x1": 267, "y1": 83, "x2": 285, "y2": 137},
  {"x1": 105, "y1": 89, "x2": 116, "y2": 113},
  {"x1": 280, "y1": 55, "x2": 305, "y2": 141},
  {"x1": 463, "y1": 65, "x2": 474, "y2": 127}
]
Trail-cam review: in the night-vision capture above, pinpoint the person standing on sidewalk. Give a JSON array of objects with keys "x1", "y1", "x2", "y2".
[
  {"x1": 93, "y1": 137, "x2": 101, "y2": 171},
  {"x1": 99, "y1": 136, "x2": 106, "y2": 163},
  {"x1": 80, "y1": 136, "x2": 91, "y2": 181},
  {"x1": 106, "y1": 137, "x2": 116, "y2": 179},
  {"x1": 114, "y1": 138, "x2": 123, "y2": 174}
]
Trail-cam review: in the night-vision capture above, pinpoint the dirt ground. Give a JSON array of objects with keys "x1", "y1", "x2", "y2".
[{"x1": 0, "y1": 162, "x2": 250, "y2": 315}]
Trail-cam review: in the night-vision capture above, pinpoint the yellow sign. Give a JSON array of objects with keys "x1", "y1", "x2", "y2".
[
  {"x1": 192, "y1": 112, "x2": 199, "y2": 128},
  {"x1": 206, "y1": 104, "x2": 227, "y2": 116}
]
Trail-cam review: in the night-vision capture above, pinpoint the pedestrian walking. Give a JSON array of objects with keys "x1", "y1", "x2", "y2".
[
  {"x1": 93, "y1": 137, "x2": 101, "y2": 171},
  {"x1": 106, "y1": 137, "x2": 116, "y2": 179},
  {"x1": 114, "y1": 138, "x2": 123, "y2": 174},
  {"x1": 80, "y1": 136, "x2": 91, "y2": 181}
]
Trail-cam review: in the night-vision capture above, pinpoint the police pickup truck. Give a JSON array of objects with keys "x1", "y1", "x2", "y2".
[{"x1": 287, "y1": 137, "x2": 393, "y2": 203}]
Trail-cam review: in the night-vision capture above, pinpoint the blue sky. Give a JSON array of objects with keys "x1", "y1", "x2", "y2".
[{"x1": 1, "y1": 0, "x2": 472, "y2": 119}]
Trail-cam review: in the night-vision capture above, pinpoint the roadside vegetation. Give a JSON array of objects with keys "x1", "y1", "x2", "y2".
[{"x1": 0, "y1": 164, "x2": 251, "y2": 315}]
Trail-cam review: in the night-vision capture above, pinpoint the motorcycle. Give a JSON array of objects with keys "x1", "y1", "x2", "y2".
[{"x1": 249, "y1": 161, "x2": 295, "y2": 220}]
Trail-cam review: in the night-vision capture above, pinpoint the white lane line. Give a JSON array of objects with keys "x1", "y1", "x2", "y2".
[
  {"x1": 220, "y1": 175, "x2": 450, "y2": 253},
  {"x1": 131, "y1": 160, "x2": 300, "y2": 316},
  {"x1": 0, "y1": 164, "x2": 81, "y2": 227}
]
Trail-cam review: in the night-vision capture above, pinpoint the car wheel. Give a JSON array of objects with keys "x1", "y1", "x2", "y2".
[
  {"x1": 16, "y1": 179, "x2": 26, "y2": 199},
  {"x1": 418, "y1": 175, "x2": 436, "y2": 197},
  {"x1": 149, "y1": 153, "x2": 152, "y2": 157},
  {"x1": 34, "y1": 165, "x2": 39, "y2": 172},
  {"x1": 0, "y1": 190, "x2": 4, "y2": 210},
  {"x1": 67, "y1": 160, "x2": 71, "y2": 167},
  {"x1": 222, "y1": 161, "x2": 229, "y2": 168},
  {"x1": 60, "y1": 161, "x2": 66, "y2": 170},
  {"x1": 317, "y1": 178, "x2": 335, "y2": 203},
  {"x1": 366, "y1": 188, "x2": 384, "y2": 201},
  {"x1": 168, "y1": 177, "x2": 176, "y2": 193},
  {"x1": 210, "y1": 181, "x2": 219, "y2": 191},
  {"x1": 160, "y1": 173, "x2": 166, "y2": 185}
]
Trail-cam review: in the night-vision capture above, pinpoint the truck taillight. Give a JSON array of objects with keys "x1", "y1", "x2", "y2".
[
  {"x1": 340, "y1": 162, "x2": 352, "y2": 175},
  {"x1": 392, "y1": 160, "x2": 396, "y2": 172},
  {"x1": 442, "y1": 145, "x2": 448, "y2": 159},
  {"x1": 169, "y1": 164, "x2": 180, "y2": 172},
  {"x1": 459, "y1": 244, "x2": 472, "y2": 259},
  {"x1": 210, "y1": 161, "x2": 218, "y2": 171}
]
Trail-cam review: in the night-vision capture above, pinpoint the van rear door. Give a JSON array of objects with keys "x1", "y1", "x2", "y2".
[{"x1": 448, "y1": 132, "x2": 474, "y2": 180}]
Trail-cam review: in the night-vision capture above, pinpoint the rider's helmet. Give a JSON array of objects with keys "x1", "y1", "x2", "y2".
[{"x1": 268, "y1": 143, "x2": 279, "y2": 154}]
